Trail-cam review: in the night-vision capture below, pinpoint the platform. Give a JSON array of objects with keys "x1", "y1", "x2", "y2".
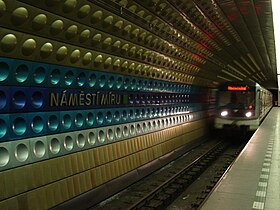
[{"x1": 200, "y1": 107, "x2": 280, "y2": 210}]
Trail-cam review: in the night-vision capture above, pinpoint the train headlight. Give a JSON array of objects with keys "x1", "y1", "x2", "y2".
[
  {"x1": 245, "y1": 111, "x2": 252, "y2": 118},
  {"x1": 220, "y1": 110, "x2": 228, "y2": 117}
]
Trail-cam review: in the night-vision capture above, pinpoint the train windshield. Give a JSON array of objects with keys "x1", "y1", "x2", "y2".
[{"x1": 218, "y1": 91, "x2": 255, "y2": 110}]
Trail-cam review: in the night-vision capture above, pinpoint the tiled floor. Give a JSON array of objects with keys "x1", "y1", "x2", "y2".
[{"x1": 201, "y1": 107, "x2": 280, "y2": 210}]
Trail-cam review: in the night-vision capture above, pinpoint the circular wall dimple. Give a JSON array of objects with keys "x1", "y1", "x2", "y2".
[
  {"x1": 142, "y1": 122, "x2": 147, "y2": 132},
  {"x1": 158, "y1": 119, "x2": 162, "y2": 128},
  {"x1": 49, "y1": 138, "x2": 60, "y2": 154},
  {"x1": 98, "y1": 130, "x2": 105, "y2": 143},
  {"x1": 33, "y1": 140, "x2": 46, "y2": 158},
  {"x1": 56, "y1": 46, "x2": 68, "y2": 61},
  {"x1": 91, "y1": 10, "x2": 103, "y2": 23},
  {"x1": 106, "y1": 111, "x2": 112, "y2": 123},
  {"x1": 180, "y1": 116, "x2": 184, "y2": 123},
  {"x1": 48, "y1": 115, "x2": 59, "y2": 131},
  {"x1": 136, "y1": 123, "x2": 142, "y2": 133},
  {"x1": 64, "y1": 70, "x2": 74, "y2": 86},
  {"x1": 147, "y1": 121, "x2": 152, "y2": 130},
  {"x1": 62, "y1": 114, "x2": 72, "y2": 129},
  {"x1": 135, "y1": 109, "x2": 141, "y2": 119},
  {"x1": 15, "y1": 143, "x2": 29, "y2": 162},
  {"x1": 0, "y1": 61, "x2": 9, "y2": 81},
  {"x1": 64, "y1": 135, "x2": 74, "y2": 151},
  {"x1": 108, "y1": 76, "x2": 114, "y2": 88},
  {"x1": 0, "y1": 1, "x2": 7, "y2": 17},
  {"x1": 123, "y1": 125, "x2": 129, "y2": 137},
  {"x1": 31, "y1": 91, "x2": 44, "y2": 109},
  {"x1": 0, "y1": 90, "x2": 7, "y2": 109},
  {"x1": 77, "y1": 4, "x2": 91, "y2": 18},
  {"x1": 156, "y1": 107, "x2": 161, "y2": 117},
  {"x1": 40, "y1": 42, "x2": 53, "y2": 58},
  {"x1": 82, "y1": 52, "x2": 92, "y2": 65},
  {"x1": 13, "y1": 117, "x2": 27, "y2": 135},
  {"x1": 0, "y1": 119, "x2": 7, "y2": 138},
  {"x1": 65, "y1": 25, "x2": 78, "y2": 40},
  {"x1": 137, "y1": 80, "x2": 142, "y2": 90},
  {"x1": 86, "y1": 112, "x2": 94, "y2": 126},
  {"x1": 33, "y1": 66, "x2": 46, "y2": 84},
  {"x1": 130, "y1": 79, "x2": 136, "y2": 90},
  {"x1": 12, "y1": 7, "x2": 28, "y2": 26},
  {"x1": 147, "y1": 108, "x2": 151, "y2": 118},
  {"x1": 77, "y1": 72, "x2": 86, "y2": 87},
  {"x1": 96, "y1": 112, "x2": 104, "y2": 125},
  {"x1": 32, "y1": 14, "x2": 47, "y2": 31},
  {"x1": 124, "y1": 78, "x2": 129, "y2": 89},
  {"x1": 31, "y1": 116, "x2": 44, "y2": 133},
  {"x1": 114, "y1": 111, "x2": 120, "y2": 122},
  {"x1": 50, "y1": 19, "x2": 64, "y2": 35},
  {"x1": 88, "y1": 131, "x2": 96, "y2": 145},
  {"x1": 129, "y1": 109, "x2": 134, "y2": 120},
  {"x1": 113, "y1": 59, "x2": 121, "y2": 70},
  {"x1": 122, "y1": 110, "x2": 128, "y2": 121},
  {"x1": 80, "y1": 28, "x2": 91, "y2": 39},
  {"x1": 0, "y1": 147, "x2": 9, "y2": 167},
  {"x1": 170, "y1": 115, "x2": 176, "y2": 124},
  {"x1": 141, "y1": 109, "x2": 146, "y2": 118},
  {"x1": 77, "y1": 133, "x2": 86, "y2": 148},
  {"x1": 1, "y1": 34, "x2": 17, "y2": 52},
  {"x1": 99, "y1": 75, "x2": 106, "y2": 88},
  {"x1": 164, "y1": 118, "x2": 168, "y2": 126},
  {"x1": 94, "y1": 54, "x2": 102, "y2": 65},
  {"x1": 152, "y1": 108, "x2": 156, "y2": 117},
  {"x1": 75, "y1": 113, "x2": 84, "y2": 128},
  {"x1": 21, "y1": 38, "x2": 36, "y2": 56},
  {"x1": 115, "y1": 127, "x2": 122, "y2": 139},
  {"x1": 152, "y1": 120, "x2": 157, "y2": 129},
  {"x1": 130, "y1": 124, "x2": 135, "y2": 135},
  {"x1": 107, "y1": 128, "x2": 114, "y2": 141},
  {"x1": 116, "y1": 77, "x2": 122, "y2": 89},
  {"x1": 63, "y1": 0, "x2": 77, "y2": 13},
  {"x1": 13, "y1": 91, "x2": 26, "y2": 109},
  {"x1": 104, "y1": 57, "x2": 112, "y2": 69},
  {"x1": 171, "y1": 117, "x2": 175, "y2": 125},
  {"x1": 15, "y1": 64, "x2": 28, "y2": 83},
  {"x1": 160, "y1": 119, "x2": 165, "y2": 128},
  {"x1": 50, "y1": 68, "x2": 60, "y2": 85},
  {"x1": 70, "y1": 49, "x2": 80, "y2": 63},
  {"x1": 169, "y1": 117, "x2": 172, "y2": 126},
  {"x1": 89, "y1": 73, "x2": 97, "y2": 87}
]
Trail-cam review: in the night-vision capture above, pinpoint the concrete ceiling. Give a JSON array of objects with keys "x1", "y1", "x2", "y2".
[{"x1": 98, "y1": 0, "x2": 277, "y2": 89}]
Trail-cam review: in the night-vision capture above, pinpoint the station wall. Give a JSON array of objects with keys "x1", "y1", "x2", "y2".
[{"x1": 0, "y1": 0, "x2": 216, "y2": 209}]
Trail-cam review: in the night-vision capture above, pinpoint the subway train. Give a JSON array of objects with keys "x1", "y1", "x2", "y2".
[{"x1": 214, "y1": 82, "x2": 273, "y2": 131}]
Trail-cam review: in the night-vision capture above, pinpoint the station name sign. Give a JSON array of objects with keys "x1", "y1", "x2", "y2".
[{"x1": 49, "y1": 91, "x2": 128, "y2": 107}]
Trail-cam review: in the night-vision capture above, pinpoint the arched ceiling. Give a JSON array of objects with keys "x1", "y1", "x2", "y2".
[{"x1": 95, "y1": 0, "x2": 277, "y2": 89}]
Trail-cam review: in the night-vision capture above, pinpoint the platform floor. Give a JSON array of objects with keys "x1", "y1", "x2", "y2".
[{"x1": 201, "y1": 107, "x2": 280, "y2": 210}]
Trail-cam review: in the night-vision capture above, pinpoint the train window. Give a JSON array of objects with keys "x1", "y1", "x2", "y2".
[{"x1": 218, "y1": 91, "x2": 255, "y2": 109}]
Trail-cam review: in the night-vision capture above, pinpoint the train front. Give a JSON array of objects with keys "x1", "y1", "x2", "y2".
[{"x1": 214, "y1": 84, "x2": 259, "y2": 131}]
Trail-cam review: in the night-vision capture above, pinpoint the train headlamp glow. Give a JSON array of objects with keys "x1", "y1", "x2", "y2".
[
  {"x1": 220, "y1": 110, "x2": 228, "y2": 117},
  {"x1": 245, "y1": 111, "x2": 252, "y2": 118}
]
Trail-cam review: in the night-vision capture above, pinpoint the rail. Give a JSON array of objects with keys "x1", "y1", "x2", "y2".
[{"x1": 125, "y1": 140, "x2": 229, "y2": 210}]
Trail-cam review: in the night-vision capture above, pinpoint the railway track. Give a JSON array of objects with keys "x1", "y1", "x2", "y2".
[
  {"x1": 168, "y1": 139, "x2": 247, "y2": 210},
  {"x1": 92, "y1": 136, "x2": 249, "y2": 210},
  {"x1": 125, "y1": 140, "x2": 230, "y2": 210}
]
